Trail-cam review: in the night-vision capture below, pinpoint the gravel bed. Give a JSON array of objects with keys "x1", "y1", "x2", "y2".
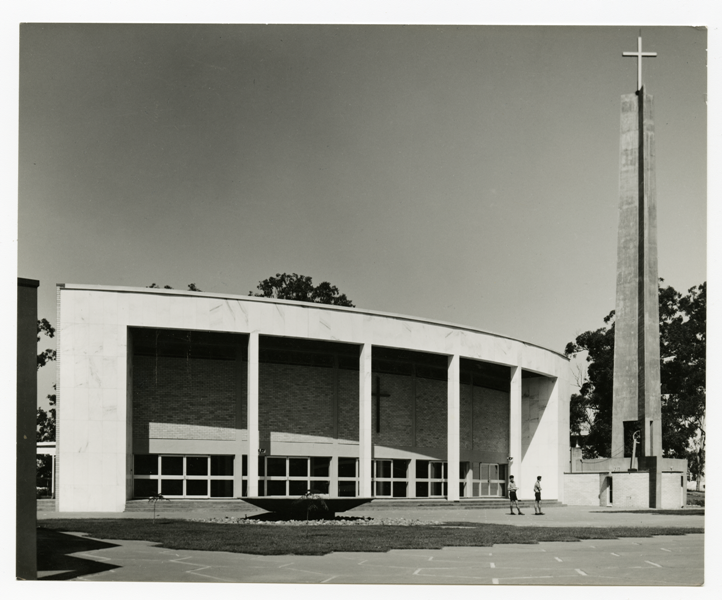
[{"x1": 189, "y1": 516, "x2": 442, "y2": 526}]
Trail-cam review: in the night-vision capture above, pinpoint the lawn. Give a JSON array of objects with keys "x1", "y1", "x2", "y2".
[
  {"x1": 38, "y1": 519, "x2": 704, "y2": 556},
  {"x1": 592, "y1": 509, "x2": 704, "y2": 516},
  {"x1": 687, "y1": 490, "x2": 705, "y2": 507}
]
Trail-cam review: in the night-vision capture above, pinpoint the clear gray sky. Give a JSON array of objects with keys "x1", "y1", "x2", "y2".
[{"x1": 17, "y1": 24, "x2": 706, "y2": 404}]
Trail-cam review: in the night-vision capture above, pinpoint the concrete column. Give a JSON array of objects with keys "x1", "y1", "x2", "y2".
[
  {"x1": 234, "y1": 346, "x2": 246, "y2": 497},
  {"x1": 359, "y1": 343, "x2": 372, "y2": 497},
  {"x1": 464, "y1": 461, "x2": 473, "y2": 498},
  {"x1": 447, "y1": 354, "x2": 460, "y2": 501},
  {"x1": 17, "y1": 278, "x2": 38, "y2": 580},
  {"x1": 329, "y1": 455, "x2": 338, "y2": 498},
  {"x1": 247, "y1": 332, "x2": 260, "y2": 496},
  {"x1": 509, "y1": 366, "x2": 523, "y2": 488}
]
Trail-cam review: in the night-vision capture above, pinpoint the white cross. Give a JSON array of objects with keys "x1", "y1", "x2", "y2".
[{"x1": 623, "y1": 35, "x2": 657, "y2": 91}]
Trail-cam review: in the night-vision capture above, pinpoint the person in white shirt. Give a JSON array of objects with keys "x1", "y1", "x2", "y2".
[
  {"x1": 534, "y1": 476, "x2": 544, "y2": 515},
  {"x1": 508, "y1": 475, "x2": 524, "y2": 515}
]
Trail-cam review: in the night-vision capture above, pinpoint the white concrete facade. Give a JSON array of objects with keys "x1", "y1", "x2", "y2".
[{"x1": 56, "y1": 284, "x2": 570, "y2": 512}]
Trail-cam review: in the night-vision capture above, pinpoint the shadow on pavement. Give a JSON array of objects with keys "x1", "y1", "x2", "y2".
[{"x1": 37, "y1": 528, "x2": 121, "y2": 580}]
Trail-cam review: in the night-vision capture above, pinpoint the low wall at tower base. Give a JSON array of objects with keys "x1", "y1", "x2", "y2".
[
  {"x1": 563, "y1": 473, "x2": 607, "y2": 506},
  {"x1": 610, "y1": 471, "x2": 650, "y2": 507},
  {"x1": 564, "y1": 467, "x2": 686, "y2": 508}
]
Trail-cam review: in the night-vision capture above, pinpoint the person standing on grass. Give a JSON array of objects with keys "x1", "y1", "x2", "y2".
[
  {"x1": 533, "y1": 476, "x2": 544, "y2": 515},
  {"x1": 508, "y1": 475, "x2": 524, "y2": 515}
]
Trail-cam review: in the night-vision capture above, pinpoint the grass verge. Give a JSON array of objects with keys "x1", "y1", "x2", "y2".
[
  {"x1": 38, "y1": 519, "x2": 703, "y2": 556},
  {"x1": 591, "y1": 509, "x2": 704, "y2": 516}
]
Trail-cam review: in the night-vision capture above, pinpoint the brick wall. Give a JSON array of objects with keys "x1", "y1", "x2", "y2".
[
  {"x1": 611, "y1": 472, "x2": 650, "y2": 508},
  {"x1": 415, "y1": 377, "x2": 447, "y2": 447},
  {"x1": 563, "y1": 473, "x2": 602, "y2": 506},
  {"x1": 460, "y1": 384, "x2": 473, "y2": 450},
  {"x1": 337, "y1": 367, "x2": 359, "y2": 441},
  {"x1": 133, "y1": 355, "x2": 237, "y2": 440},
  {"x1": 259, "y1": 362, "x2": 335, "y2": 440},
  {"x1": 132, "y1": 350, "x2": 512, "y2": 453},
  {"x1": 473, "y1": 387, "x2": 510, "y2": 453},
  {"x1": 373, "y1": 373, "x2": 414, "y2": 447}
]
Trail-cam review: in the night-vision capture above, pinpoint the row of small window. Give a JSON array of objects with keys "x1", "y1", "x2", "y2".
[
  {"x1": 134, "y1": 454, "x2": 457, "y2": 480},
  {"x1": 134, "y1": 478, "x2": 234, "y2": 498},
  {"x1": 133, "y1": 455, "x2": 507, "y2": 498},
  {"x1": 134, "y1": 478, "x2": 463, "y2": 499},
  {"x1": 256, "y1": 480, "x2": 446, "y2": 498},
  {"x1": 134, "y1": 454, "x2": 233, "y2": 477},
  {"x1": 133, "y1": 455, "x2": 234, "y2": 499}
]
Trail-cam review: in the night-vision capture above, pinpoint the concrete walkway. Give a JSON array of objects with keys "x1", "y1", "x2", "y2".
[{"x1": 36, "y1": 505, "x2": 704, "y2": 584}]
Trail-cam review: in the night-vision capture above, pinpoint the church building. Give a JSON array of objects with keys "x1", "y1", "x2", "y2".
[{"x1": 55, "y1": 284, "x2": 570, "y2": 512}]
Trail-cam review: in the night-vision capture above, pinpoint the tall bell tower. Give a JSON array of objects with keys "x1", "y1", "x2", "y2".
[{"x1": 612, "y1": 35, "x2": 663, "y2": 478}]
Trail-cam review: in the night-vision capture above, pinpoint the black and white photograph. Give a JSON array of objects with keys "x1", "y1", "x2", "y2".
[{"x1": 10, "y1": 3, "x2": 713, "y2": 593}]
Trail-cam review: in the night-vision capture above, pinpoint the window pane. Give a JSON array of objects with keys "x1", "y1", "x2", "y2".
[
  {"x1": 310, "y1": 480, "x2": 329, "y2": 494},
  {"x1": 134, "y1": 455, "x2": 158, "y2": 475},
  {"x1": 392, "y1": 460, "x2": 408, "y2": 479},
  {"x1": 187, "y1": 456, "x2": 208, "y2": 476},
  {"x1": 481, "y1": 482, "x2": 490, "y2": 495},
  {"x1": 338, "y1": 458, "x2": 357, "y2": 478},
  {"x1": 211, "y1": 455, "x2": 234, "y2": 476},
  {"x1": 258, "y1": 456, "x2": 265, "y2": 476},
  {"x1": 499, "y1": 483, "x2": 506, "y2": 496},
  {"x1": 416, "y1": 460, "x2": 429, "y2": 479},
  {"x1": 338, "y1": 481, "x2": 356, "y2": 497},
  {"x1": 266, "y1": 480, "x2": 286, "y2": 496},
  {"x1": 490, "y1": 483, "x2": 499, "y2": 496},
  {"x1": 161, "y1": 479, "x2": 183, "y2": 496},
  {"x1": 289, "y1": 480, "x2": 308, "y2": 496},
  {"x1": 289, "y1": 458, "x2": 308, "y2": 477},
  {"x1": 242, "y1": 480, "x2": 247, "y2": 497},
  {"x1": 490, "y1": 464, "x2": 499, "y2": 480},
  {"x1": 267, "y1": 458, "x2": 286, "y2": 477},
  {"x1": 377, "y1": 461, "x2": 391, "y2": 478},
  {"x1": 480, "y1": 463, "x2": 489, "y2": 481},
  {"x1": 430, "y1": 462, "x2": 443, "y2": 480},
  {"x1": 186, "y1": 479, "x2": 208, "y2": 496},
  {"x1": 416, "y1": 482, "x2": 429, "y2": 497},
  {"x1": 161, "y1": 456, "x2": 183, "y2": 476},
  {"x1": 459, "y1": 482, "x2": 466, "y2": 497},
  {"x1": 311, "y1": 457, "x2": 330, "y2": 478},
  {"x1": 392, "y1": 481, "x2": 407, "y2": 498},
  {"x1": 375, "y1": 481, "x2": 391, "y2": 496},
  {"x1": 242, "y1": 455, "x2": 248, "y2": 476},
  {"x1": 258, "y1": 481, "x2": 265, "y2": 496},
  {"x1": 499, "y1": 464, "x2": 507, "y2": 480},
  {"x1": 431, "y1": 481, "x2": 444, "y2": 496},
  {"x1": 472, "y1": 482, "x2": 479, "y2": 496},
  {"x1": 134, "y1": 479, "x2": 158, "y2": 498},
  {"x1": 459, "y1": 462, "x2": 469, "y2": 478},
  {"x1": 211, "y1": 480, "x2": 234, "y2": 498}
]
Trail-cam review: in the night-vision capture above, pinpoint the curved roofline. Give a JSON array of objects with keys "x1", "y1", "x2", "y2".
[{"x1": 58, "y1": 283, "x2": 569, "y2": 360}]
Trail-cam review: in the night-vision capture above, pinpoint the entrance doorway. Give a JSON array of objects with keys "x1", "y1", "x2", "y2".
[{"x1": 479, "y1": 463, "x2": 507, "y2": 497}]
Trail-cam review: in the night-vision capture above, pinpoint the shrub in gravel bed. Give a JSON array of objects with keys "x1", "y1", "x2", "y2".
[{"x1": 190, "y1": 516, "x2": 441, "y2": 526}]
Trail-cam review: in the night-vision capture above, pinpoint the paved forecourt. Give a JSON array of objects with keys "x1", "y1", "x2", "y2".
[
  {"x1": 37, "y1": 505, "x2": 704, "y2": 584},
  {"x1": 46, "y1": 532, "x2": 703, "y2": 585}
]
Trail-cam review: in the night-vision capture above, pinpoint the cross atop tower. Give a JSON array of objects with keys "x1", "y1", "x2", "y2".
[{"x1": 623, "y1": 34, "x2": 657, "y2": 91}]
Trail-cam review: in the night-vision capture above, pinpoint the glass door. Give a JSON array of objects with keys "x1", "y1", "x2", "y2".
[{"x1": 479, "y1": 463, "x2": 507, "y2": 497}]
